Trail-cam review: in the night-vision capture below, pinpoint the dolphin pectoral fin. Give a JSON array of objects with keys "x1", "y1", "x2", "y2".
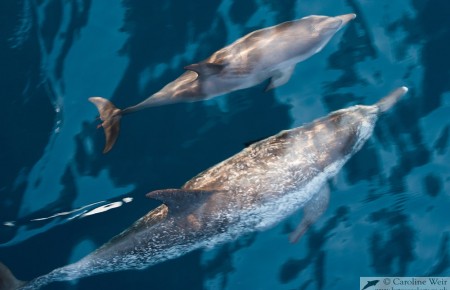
[
  {"x1": 184, "y1": 63, "x2": 225, "y2": 78},
  {"x1": 289, "y1": 185, "x2": 330, "y2": 243},
  {"x1": 289, "y1": 217, "x2": 311, "y2": 244},
  {"x1": 89, "y1": 97, "x2": 122, "y2": 153},
  {"x1": 0, "y1": 262, "x2": 27, "y2": 290},
  {"x1": 265, "y1": 65, "x2": 295, "y2": 92},
  {"x1": 146, "y1": 189, "x2": 215, "y2": 212}
]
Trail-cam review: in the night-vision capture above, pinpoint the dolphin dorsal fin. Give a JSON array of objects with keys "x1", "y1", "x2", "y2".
[
  {"x1": 184, "y1": 63, "x2": 225, "y2": 77},
  {"x1": 146, "y1": 189, "x2": 214, "y2": 211}
]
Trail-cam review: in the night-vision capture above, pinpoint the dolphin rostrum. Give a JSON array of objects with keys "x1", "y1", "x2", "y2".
[
  {"x1": 89, "y1": 13, "x2": 356, "y2": 153},
  {"x1": 0, "y1": 87, "x2": 408, "y2": 290}
]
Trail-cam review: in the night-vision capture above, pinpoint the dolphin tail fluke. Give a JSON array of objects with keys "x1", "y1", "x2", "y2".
[
  {"x1": 0, "y1": 262, "x2": 26, "y2": 290},
  {"x1": 376, "y1": 86, "x2": 408, "y2": 113},
  {"x1": 89, "y1": 97, "x2": 123, "y2": 153}
]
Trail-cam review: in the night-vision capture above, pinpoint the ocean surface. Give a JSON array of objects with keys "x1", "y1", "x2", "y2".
[{"x1": 1, "y1": 0, "x2": 449, "y2": 289}]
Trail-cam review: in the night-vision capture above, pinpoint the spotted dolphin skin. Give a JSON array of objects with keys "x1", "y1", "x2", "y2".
[
  {"x1": 89, "y1": 13, "x2": 356, "y2": 153},
  {"x1": 0, "y1": 87, "x2": 408, "y2": 290}
]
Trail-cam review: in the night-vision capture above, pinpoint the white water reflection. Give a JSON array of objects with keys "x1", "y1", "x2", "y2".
[{"x1": 1, "y1": 197, "x2": 133, "y2": 247}]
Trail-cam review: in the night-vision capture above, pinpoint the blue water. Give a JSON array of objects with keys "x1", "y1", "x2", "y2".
[{"x1": 1, "y1": 0, "x2": 449, "y2": 289}]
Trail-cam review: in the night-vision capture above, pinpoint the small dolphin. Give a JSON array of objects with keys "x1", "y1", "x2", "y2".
[
  {"x1": 90, "y1": 13, "x2": 356, "y2": 153},
  {"x1": 0, "y1": 87, "x2": 408, "y2": 289}
]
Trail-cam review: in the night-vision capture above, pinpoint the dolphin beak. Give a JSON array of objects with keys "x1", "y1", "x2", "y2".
[{"x1": 336, "y1": 13, "x2": 357, "y2": 26}]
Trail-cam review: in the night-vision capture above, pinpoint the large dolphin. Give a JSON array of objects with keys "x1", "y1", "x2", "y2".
[
  {"x1": 0, "y1": 87, "x2": 408, "y2": 290},
  {"x1": 90, "y1": 13, "x2": 356, "y2": 153}
]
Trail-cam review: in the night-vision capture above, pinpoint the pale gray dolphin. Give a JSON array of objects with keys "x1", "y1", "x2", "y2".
[
  {"x1": 89, "y1": 13, "x2": 356, "y2": 153},
  {"x1": 0, "y1": 87, "x2": 408, "y2": 290}
]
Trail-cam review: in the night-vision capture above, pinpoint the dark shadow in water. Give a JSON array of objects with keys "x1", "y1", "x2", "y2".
[
  {"x1": 41, "y1": 0, "x2": 63, "y2": 54},
  {"x1": 74, "y1": 122, "x2": 96, "y2": 175},
  {"x1": 324, "y1": 0, "x2": 377, "y2": 97},
  {"x1": 382, "y1": 100, "x2": 431, "y2": 194},
  {"x1": 0, "y1": 1, "x2": 56, "y2": 243},
  {"x1": 345, "y1": 140, "x2": 382, "y2": 185},
  {"x1": 383, "y1": 0, "x2": 450, "y2": 192},
  {"x1": 422, "y1": 173, "x2": 442, "y2": 198},
  {"x1": 279, "y1": 206, "x2": 349, "y2": 289},
  {"x1": 203, "y1": 233, "x2": 257, "y2": 289},
  {"x1": 368, "y1": 208, "x2": 415, "y2": 275},
  {"x1": 54, "y1": 0, "x2": 92, "y2": 81},
  {"x1": 411, "y1": 2, "x2": 450, "y2": 116}
]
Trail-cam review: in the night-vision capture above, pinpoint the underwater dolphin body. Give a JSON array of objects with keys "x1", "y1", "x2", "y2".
[
  {"x1": 90, "y1": 13, "x2": 356, "y2": 153},
  {"x1": 0, "y1": 87, "x2": 408, "y2": 290}
]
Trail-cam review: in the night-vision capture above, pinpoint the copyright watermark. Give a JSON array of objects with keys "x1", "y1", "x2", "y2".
[{"x1": 361, "y1": 277, "x2": 449, "y2": 290}]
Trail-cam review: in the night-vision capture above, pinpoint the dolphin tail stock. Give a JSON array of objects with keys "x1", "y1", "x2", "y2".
[
  {"x1": 375, "y1": 86, "x2": 408, "y2": 113},
  {"x1": 89, "y1": 97, "x2": 122, "y2": 153},
  {"x1": 0, "y1": 262, "x2": 26, "y2": 290}
]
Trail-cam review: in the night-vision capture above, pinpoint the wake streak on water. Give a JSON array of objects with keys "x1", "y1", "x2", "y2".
[{"x1": 0, "y1": 197, "x2": 133, "y2": 247}]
